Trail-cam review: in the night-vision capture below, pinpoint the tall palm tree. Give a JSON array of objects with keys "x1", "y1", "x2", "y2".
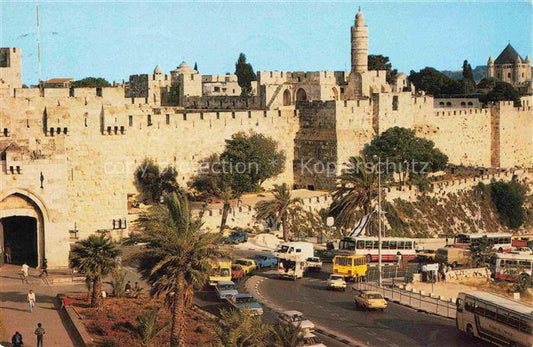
[
  {"x1": 69, "y1": 234, "x2": 121, "y2": 308},
  {"x1": 329, "y1": 156, "x2": 379, "y2": 231},
  {"x1": 134, "y1": 192, "x2": 224, "y2": 347},
  {"x1": 255, "y1": 183, "x2": 302, "y2": 241},
  {"x1": 270, "y1": 321, "x2": 305, "y2": 347},
  {"x1": 134, "y1": 307, "x2": 169, "y2": 347}
]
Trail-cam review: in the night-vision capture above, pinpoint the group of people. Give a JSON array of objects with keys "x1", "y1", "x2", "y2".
[
  {"x1": 10, "y1": 323, "x2": 46, "y2": 347},
  {"x1": 20, "y1": 259, "x2": 49, "y2": 285},
  {"x1": 125, "y1": 280, "x2": 141, "y2": 297},
  {"x1": 417, "y1": 261, "x2": 449, "y2": 282}
]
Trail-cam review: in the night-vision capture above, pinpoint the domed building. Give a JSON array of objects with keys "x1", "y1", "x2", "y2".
[{"x1": 487, "y1": 44, "x2": 532, "y2": 92}]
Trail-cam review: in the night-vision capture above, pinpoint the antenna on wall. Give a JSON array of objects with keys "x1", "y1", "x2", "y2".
[{"x1": 36, "y1": 0, "x2": 42, "y2": 86}]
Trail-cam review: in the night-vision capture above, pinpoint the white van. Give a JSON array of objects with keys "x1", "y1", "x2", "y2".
[{"x1": 276, "y1": 242, "x2": 314, "y2": 260}]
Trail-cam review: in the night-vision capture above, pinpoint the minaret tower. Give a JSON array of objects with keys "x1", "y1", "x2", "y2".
[
  {"x1": 487, "y1": 55, "x2": 494, "y2": 78},
  {"x1": 351, "y1": 8, "x2": 368, "y2": 73}
]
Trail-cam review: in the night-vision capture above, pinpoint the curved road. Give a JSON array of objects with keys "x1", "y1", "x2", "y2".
[{"x1": 253, "y1": 265, "x2": 484, "y2": 347}]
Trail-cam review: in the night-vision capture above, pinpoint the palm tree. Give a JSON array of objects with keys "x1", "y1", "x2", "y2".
[
  {"x1": 70, "y1": 234, "x2": 121, "y2": 308},
  {"x1": 134, "y1": 192, "x2": 224, "y2": 347},
  {"x1": 270, "y1": 321, "x2": 305, "y2": 347},
  {"x1": 329, "y1": 156, "x2": 378, "y2": 231},
  {"x1": 213, "y1": 309, "x2": 271, "y2": 347},
  {"x1": 135, "y1": 307, "x2": 169, "y2": 346},
  {"x1": 255, "y1": 183, "x2": 302, "y2": 241}
]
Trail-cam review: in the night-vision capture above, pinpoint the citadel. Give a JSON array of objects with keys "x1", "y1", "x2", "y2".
[{"x1": 0, "y1": 11, "x2": 531, "y2": 268}]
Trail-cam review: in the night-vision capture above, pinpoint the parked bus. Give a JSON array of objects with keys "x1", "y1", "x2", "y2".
[
  {"x1": 332, "y1": 254, "x2": 368, "y2": 281},
  {"x1": 491, "y1": 253, "x2": 532, "y2": 281},
  {"x1": 456, "y1": 291, "x2": 533, "y2": 346},
  {"x1": 209, "y1": 259, "x2": 232, "y2": 286},
  {"x1": 338, "y1": 236, "x2": 417, "y2": 263},
  {"x1": 454, "y1": 233, "x2": 512, "y2": 253}
]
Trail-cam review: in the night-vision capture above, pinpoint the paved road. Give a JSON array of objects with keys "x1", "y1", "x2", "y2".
[{"x1": 254, "y1": 264, "x2": 485, "y2": 347}]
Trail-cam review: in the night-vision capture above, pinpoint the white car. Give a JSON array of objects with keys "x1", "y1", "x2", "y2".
[
  {"x1": 326, "y1": 274, "x2": 346, "y2": 291},
  {"x1": 303, "y1": 332, "x2": 327, "y2": 347},
  {"x1": 306, "y1": 257, "x2": 323, "y2": 271},
  {"x1": 278, "y1": 310, "x2": 315, "y2": 332},
  {"x1": 511, "y1": 247, "x2": 533, "y2": 255}
]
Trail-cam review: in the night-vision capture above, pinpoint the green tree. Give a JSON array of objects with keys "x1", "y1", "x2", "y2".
[
  {"x1": 270, "y1": 321, "x2": 305, "y2": 347},
  {"x1": 329, "y1": 156, "x2": 378, "y2": 230},
  {"x1": 220, "y1": 132, "x2": 286, "y2": 192},
  {"x1": 213, "y1": 309, "x2": 271, "y2": 347},
  {"x1": 109, "y1": 269, "x2": 127, "y2": 298},
  {"x1": 462, "y1": 60, "x2": 474, "y2": 81},
  {"x1": 363, "y1": 127, "x2": 448, "y2": 181},
  {"x1": 134, "y1": 307, "x2": 169, "y2": 346},
  {"x1": 479, "y1": 82, "x2": 521, "y2": 107},
  {"x1": 489, "y1": 180, "x2": 525, "y2": 229},
  {"x1": 255, "y1": 183, "x2": 303, "y2": 241},
  {"x1": 134, "y1": 192, "x2": 224, "y2": 347},
  {"x1": 191, "y1": 154, "x2": 239, "y2": 232},
  {"x1": 477, "y1": 77, "x2": 497, "y2": 90},
  {"x1": 368, "y1": 54, "x2": 398, "y2": 84},
  {"x1": 469, "y1": 236, "x2": 493, "y2": 268},
  {"x1": 408, "y1": 67, "x2": 462, "y2": 95},
  {"x1": 135, "y1": 158, "x2": 179, "y2": 203},
  {"x1": 69, "y1": 235, "x2": 121, "y2": 308},
  {"x1": 71, "y1": 77, "x2": 111, "y2": 88},
  {"x1": 235, "y1": 53, "x2": 257, "y2": 96}
]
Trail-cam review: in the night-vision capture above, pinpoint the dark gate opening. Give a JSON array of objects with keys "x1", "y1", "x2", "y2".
[{"x1": 2, "y1": 216, "x2": 38, "y2": 267}]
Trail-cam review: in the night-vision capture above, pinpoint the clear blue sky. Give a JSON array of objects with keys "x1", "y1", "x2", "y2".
[{"x1": 1, "y1": 1, "x2": 531, "y2": 85}]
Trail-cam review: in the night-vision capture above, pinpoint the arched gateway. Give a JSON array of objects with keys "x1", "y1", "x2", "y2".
[{"x1": 0, "y1": 190, "x2": 47, "y2": 268}]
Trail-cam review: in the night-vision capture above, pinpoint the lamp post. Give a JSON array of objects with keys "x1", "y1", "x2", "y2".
[{"x1": 373, "y1": 155, "x2": 383, "y2": 287}]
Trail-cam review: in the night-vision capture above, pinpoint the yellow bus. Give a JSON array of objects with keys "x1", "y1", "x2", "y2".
[
  {"x1": 209, "y1": 259, "x2": 232, "y2": 286},
  {"x1": 456, "y1": 291, "x2": 532, "y2": 346},
  {"x1": 332, "y1": 254, "x2": 368, "y2": 281}
]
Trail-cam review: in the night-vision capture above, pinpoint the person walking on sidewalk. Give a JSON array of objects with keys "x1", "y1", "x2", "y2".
[
  {"x1": 28, "y1": 289, "x2": 36, "y2": 312},
  {"x1": 34, "y1": 323, "x2": 45, "y2": 347},
  {"x1": 11, "y1": 331, "x2": 23, "y2": 347},
  {"x1": 21, "y1": 263, "x2": 30, "y2": 284},
  {"x1": 5, "y1": 245, "x2": 12, "y2": 264}
]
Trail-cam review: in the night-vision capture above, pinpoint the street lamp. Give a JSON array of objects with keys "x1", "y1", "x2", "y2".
[{"x1": 373, "y1": 155, "x2": 383, "y2": 287}]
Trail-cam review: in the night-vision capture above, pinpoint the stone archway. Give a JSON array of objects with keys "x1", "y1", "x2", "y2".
[
  {"x1": 0, "y1": 192, "x2": 47, "y2": 268},
  {"x1": 283, "y1": 89, "x2": 292, "y2": 106},
  {"x1": 295, "y1": 88, "x2": 307, "y2": 101}
]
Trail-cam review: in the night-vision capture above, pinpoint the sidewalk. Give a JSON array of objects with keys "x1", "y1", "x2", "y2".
[{"x1": 0, "y1": 264, "x2": 86, "y2": 347}]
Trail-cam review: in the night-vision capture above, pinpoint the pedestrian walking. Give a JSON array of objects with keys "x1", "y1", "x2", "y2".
[
  {"x1": 40, "y1": 258, "x2": 50, "y2": 285},
  {"x1": 34, "y1": 323, "x2": 45, "y2": 347},
  {"x1": 5, "y1": 244, "x2": 12, "y2": 264},
  {"x1": 21, "y1": 263, "x2": 29, "y2": 284},
  {"x1": 28, "y1": 289, "x2": 36, "y2": 312},
  {"x1": 421, "y1": 263, "x2": 428, "y2": 282},
  {"x1": 11, "y1": 331, "x2": 23, "y2": 347}
]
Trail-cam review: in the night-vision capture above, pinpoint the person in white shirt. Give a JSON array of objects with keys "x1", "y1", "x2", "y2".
[
  {"x1": 28, "y1": 289, "x2": 36, "y2": 312},
  {"x1": 21, "y1": 264, "x2": 29, "y2": 284}
]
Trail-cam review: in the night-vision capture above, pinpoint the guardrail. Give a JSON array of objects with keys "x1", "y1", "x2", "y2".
[{"x1": 353, "y1": 280, "x2": 457, "y2": 319}]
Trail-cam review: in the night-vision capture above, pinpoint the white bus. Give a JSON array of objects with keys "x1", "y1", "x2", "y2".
[
  {"x1": 456, "y1": 291, "x2": 533, "y2": 347},
  {"x1": 337, "y1": 236, "x2": 417, "y2": 263},
  {"x1": 491, "y1": 253, "x2": 533, "y2": 282},
  {"x1": 454, "y1": 233, "x2": 512, "y2": 253}
]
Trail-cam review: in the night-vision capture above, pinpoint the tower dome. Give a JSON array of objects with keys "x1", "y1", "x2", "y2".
[
  {"x1": 175, "y1": 61, "x2": 196, "y2": 74},
  {"x1": 515, "y1": 55, "x2": 522, "y2": 64},
  {"x1": 525, "y1": 55, "x2": 531, "y2": 64},
  {"x1": 355, "y1": 10, "x2": 365, "y2": 27},
  {"x1": 154, "y1": 64, "x2": 163, "y2": 74},
  {"x1": 487, "y1": 55, "x2": 494, "y2": 65}
]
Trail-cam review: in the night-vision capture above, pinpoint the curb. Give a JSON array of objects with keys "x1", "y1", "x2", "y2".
[{"x1": 56, "y1": 294, "x2": 93, "y2": 347}]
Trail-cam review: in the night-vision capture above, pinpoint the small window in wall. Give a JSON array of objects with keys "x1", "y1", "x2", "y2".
[
  {"x1": 128, "y1": 115, "x2": 133, "y2": 127},
  {"x1": 508, "y1": 73, "x2": 511, "y2": 78},
  {"x1": 96, "y1": 87, "x2": 102, "y2": 97},
  {"x1": 147, "y1": 114, "x2": 152, "y2": 126},
  {"x1": 446, "y1": 102, "x2": 452, "y2": 107},
  {"x1": 392, "y1": 96, "x2": 399, "y2": 110},
  {"x1": 183, "y1": 114, "x2": 187, "y2": 121},
  {"x1": 166, "y1": 114, "x2": 170, "y2": 125},
  {"x1": 214, "y1": 86, "x2": 220, "y2": 92}
]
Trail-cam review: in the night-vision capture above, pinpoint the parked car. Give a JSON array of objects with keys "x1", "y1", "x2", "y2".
[
  {"x1": 354, "y1": 290, "x2": 387, "y2": 311},
  {"x1": 231, "y1": 264, "x2": 245, "y2": 280},
  {"x1": 234, "y1": 259, "x2": 257, "y2": 275},
  {"x1": 302, "y1": 332, "x2": 327, "y2": 347},
  {"x1": 278, "y1": 310, "x2": 315, "y2": 332},
  {"x1": 215, "y1": 281, "x2": 238, "y2": 300},
  {"x1": 511, "y1": 247, "x2": 533, "y2": 255},
  {"x1": 306, "y1": 257, "x2": 322, "y2": 271},
  {"x1": 222, "y1": 231, "x2": 249, "y2": 244},
  {"x1": 228, "y1": 293, "x2": 263, "y2": 316},
  {"x1": 253, "y1": 253, "x2": 278, "y2": 268},
  {"x1": 326, "y1": 274, "x2": 346, "y2": 291},
  {"x1": 415, "y1": 249, "x2": 436, "y2": 262}
]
